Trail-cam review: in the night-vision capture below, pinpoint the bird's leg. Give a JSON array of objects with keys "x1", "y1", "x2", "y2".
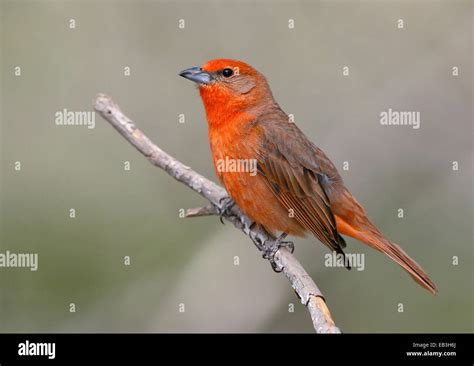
[
  {"x1": 215, "y1": 196, "x2": 236, "y2": 224},
  {"x1": 274, "y1": 232, "x2": 295, "y2": 253},
  {"x1": 263, "y1": 232, "x2": 295, "y2": 272}
]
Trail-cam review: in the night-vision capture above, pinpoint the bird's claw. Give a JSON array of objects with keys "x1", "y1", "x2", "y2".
[
  {"x1": 262, "y1": 233, "x2": 294, "y2": 272},
  {"x1": 216, "y1": 197, "x2": 235, "y2": 224}
]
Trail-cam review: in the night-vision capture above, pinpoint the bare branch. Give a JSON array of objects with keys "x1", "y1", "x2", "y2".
[
  {"x1": 184, "y1": 205, "x2": 218, "y2": 218},
  {"x1": 93, "y1": 93, "x2": 341, "y2": 334}
]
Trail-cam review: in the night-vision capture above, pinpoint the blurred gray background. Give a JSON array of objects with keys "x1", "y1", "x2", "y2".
[{"x1": 1, "y1": 0, "x2": 472, "y2": 332}]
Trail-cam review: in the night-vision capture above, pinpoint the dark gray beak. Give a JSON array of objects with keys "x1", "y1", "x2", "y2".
[{"x1": 179, "y1": 66, "x2": 212, "y2": 85}]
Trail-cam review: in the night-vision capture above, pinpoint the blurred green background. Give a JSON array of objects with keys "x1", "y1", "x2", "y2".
[{"x1": 1, "y1": 0, "x2": 472, "y2": 333}]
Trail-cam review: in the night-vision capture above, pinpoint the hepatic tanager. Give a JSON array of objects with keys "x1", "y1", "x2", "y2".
[{"x1": 180, "y1": 59, "x2": 437, "y2": 294}]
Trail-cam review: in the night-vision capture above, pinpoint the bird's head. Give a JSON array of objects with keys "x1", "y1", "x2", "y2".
[{"x1": 179, "y1": 59, "x2": 274, "y2": 125}]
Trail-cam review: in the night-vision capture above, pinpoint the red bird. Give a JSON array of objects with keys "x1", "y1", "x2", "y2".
[{"x1": 179, "y1": 59, "x2": 437, "y2": 294}]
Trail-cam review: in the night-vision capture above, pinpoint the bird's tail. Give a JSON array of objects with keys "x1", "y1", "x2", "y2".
[{"x1": 336, "y1": 216, "x2": 438, "y2": 294}]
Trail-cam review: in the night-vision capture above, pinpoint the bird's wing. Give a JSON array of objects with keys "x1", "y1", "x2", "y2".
[{"x1": 254, "y1": 117, "x2": 347, "y2": 258}]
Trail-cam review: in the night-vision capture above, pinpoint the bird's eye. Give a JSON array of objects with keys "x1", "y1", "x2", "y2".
[{"x1": 222, "y1": 68, "x2": 234, "y2": 78}]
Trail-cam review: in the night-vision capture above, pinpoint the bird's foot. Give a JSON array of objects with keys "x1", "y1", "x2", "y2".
[
  {"x1": 216, "y1": 196, "x2": 236, "y2": 224},
  {"x1": 262, "y1": 232, "x2": 294, "y2": 272}
]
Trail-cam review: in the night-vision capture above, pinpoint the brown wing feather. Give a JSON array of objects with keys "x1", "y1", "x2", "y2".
[
  {"x1": 250, "y1": 110, "x2": 436, "y2": 290},
  {"x1": 254, "y1": 117, "x2": 347, "y2": 259}
]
